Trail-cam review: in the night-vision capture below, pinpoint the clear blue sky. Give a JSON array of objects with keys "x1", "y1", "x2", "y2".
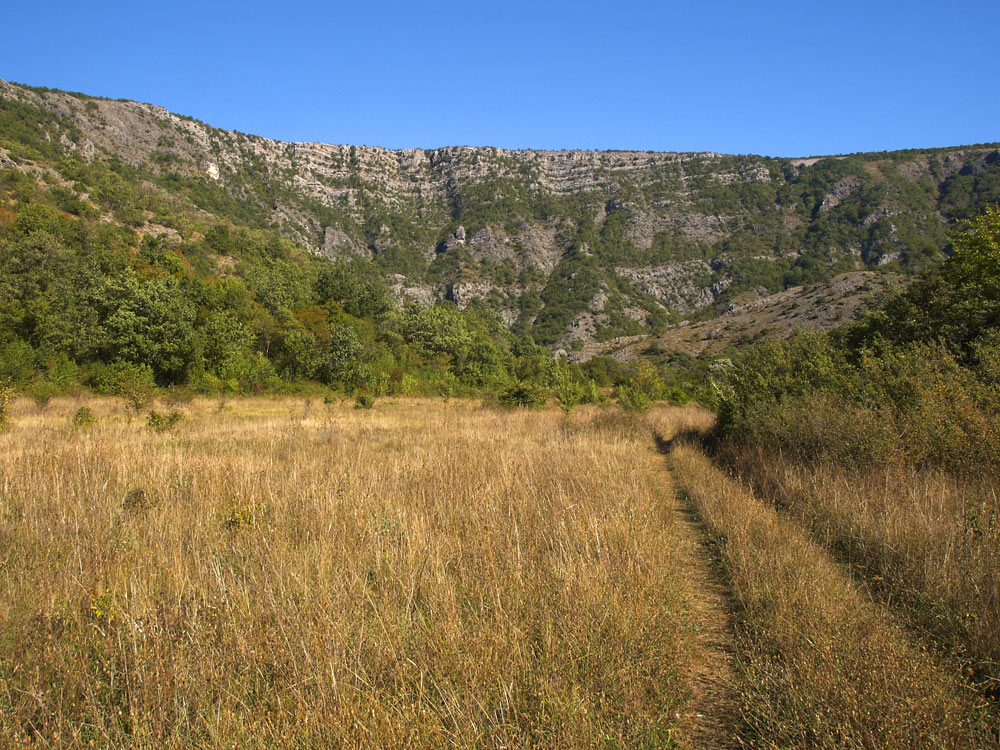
[{"x1": 3, "y1": 1, "x2": 997, "y2": 156}]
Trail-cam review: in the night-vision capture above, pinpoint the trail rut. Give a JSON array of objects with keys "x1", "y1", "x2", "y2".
[{"x1": 656, "y1": 438, "x2": 744, "y2": 749}]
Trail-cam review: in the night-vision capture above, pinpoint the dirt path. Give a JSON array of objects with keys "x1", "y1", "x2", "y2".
[{"x1": 655, "y1": 439, "x2": 744, "y2": 749}]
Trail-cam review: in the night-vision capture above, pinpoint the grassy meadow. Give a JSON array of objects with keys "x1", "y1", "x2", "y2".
[
  {"x1": 1, "y1": 396, "x2": 997, "y2": 748},
  {"x1": 668, "y1": 440, "x2": 994, "y2": 747},
  {"x1": 718, "y1": 444, "x2": 1000, "y2": 695},
  {"x1": 0, "y1": 396, "x2": 714, "y2": 748}
]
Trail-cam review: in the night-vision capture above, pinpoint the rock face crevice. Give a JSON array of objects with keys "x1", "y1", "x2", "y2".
[{"x1": 3, "y1": 78, "x2": 998, "y2": 347}]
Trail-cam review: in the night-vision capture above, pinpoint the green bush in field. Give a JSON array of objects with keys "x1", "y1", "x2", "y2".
[
  {"x1": 498, "y1": 378, "x2": 547, "y2": 408},
  {"x1": 616, "y1": 381, "x2": 652, "y2": 414},
  {"x1": 91, "y1": 361, "x2": 156, "y2": 416},
  {"x1": 553, "y1": 379, "x2": 586, "y2": 415},
  {"x1": 71, "y1": 406, "x2": 97, "y2": 427},
  {"x1": 147, "y1": 409, "x2": 184, "y2": 432},
  {"x1": 0, "y1": 381, "x2": 14, "y2": 431}
]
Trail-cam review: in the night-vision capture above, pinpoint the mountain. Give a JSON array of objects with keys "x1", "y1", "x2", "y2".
[{"x1": 2, "y1": 78, "x2": 998, "y2": 355}]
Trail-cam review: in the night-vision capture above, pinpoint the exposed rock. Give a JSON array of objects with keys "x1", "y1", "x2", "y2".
[
  {"x1": 862, "y1": 206, "x2": 902, "y2": 228},
  {"x1": 321, "y1": 227, "x2": 360, "y2": 259},
  {"x1": 875, "y1": 251, "x2": 902, "y2": 266},
  {"x1": 616, "y1": 263, "x2": 717, "y2": 312},
  {"x1": 588, "y1": 290, "x2": 608, "y2": 314},
  {"x1": 442, "y1": 226, "x2": 467, "y2": 251},
  {"x1": 449, "y1": 281, "x2": 494, "y2": 309},
  {"x1": 468, "y1": 227, "x2": 515, "y2": 262},
  {"x1": 387, "y1": 274, "x2": 434, "y2": 305},
  {"x1": 820, "y1": 177, "x2": 861, "y2": 211}
]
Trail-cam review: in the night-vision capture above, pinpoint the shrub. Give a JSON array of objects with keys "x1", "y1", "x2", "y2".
[
  {"x1": 584, "y1": 380, "x2": 608, "y2": 405},
  {"x1": 354, "y1": 393, "x2": 375, "y2": 410},
  {"x1": 147, "y1": 409, "x2": 184, "y2": 432},
  {"x1": 0, "y1": 381, "x2": 13, "y2": 430},
  {"x1": 665, "y1": 385, "x2": 690, "y2": 405},
  {"x1": 91, "y1": 361, "x2": 156, "y2": 416},
  {"x1": 616, "y1": 381, "x2": 652, "y2": 414},
  {"x1": 497, "y1": 379, "x2": 547, "y2": 408},
  {"x1": 27, "y1": 380, "x2": 59, "y2": 411},
  {"x1": 71, "y1": 406, "x2": 97, "y2": 427},
  {"x1": 553, "y1": 379, "x2": 586, "y2": 415}
]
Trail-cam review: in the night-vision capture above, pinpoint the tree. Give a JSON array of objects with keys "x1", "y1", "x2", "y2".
[
  {"x1": 323, "y1": 323, "x2": 367, "y2": 390},
  {"x1": 99, "y1": 276, "x2": 199, "y2": 384}
]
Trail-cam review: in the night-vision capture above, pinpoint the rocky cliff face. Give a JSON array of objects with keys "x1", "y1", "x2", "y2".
[{"x1": 2, "y1": 78, "x2": 998, "y2": 348}]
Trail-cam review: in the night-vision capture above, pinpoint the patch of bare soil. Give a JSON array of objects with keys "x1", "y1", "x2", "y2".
[{"x1": 659, "y1": 454, "x2": 745, "y2": 748}]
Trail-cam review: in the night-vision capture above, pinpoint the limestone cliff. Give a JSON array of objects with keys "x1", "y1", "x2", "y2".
[{"x1": 1, "y1": 78, "x2": 997, "y2": 348}]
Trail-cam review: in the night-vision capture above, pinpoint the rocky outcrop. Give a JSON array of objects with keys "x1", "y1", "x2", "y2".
[
  {"x1": 616, "y1": 263, "x2": 717, "y2": 312},
  {"x1": 321, "y1": 227, "x2": 359, "y2": 259},
  {"x1": 387, "y1": 275, "x2": 435, "y2": 306}
]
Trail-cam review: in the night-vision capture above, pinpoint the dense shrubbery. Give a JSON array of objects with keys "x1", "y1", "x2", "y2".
[
  {"x1": 714, "y1": 209, "x2": 1000, "y2": 475},
  {"x1": 1, "y1": 165, "x2": 672, "y2": 408},
  {"x1": 0, "y1": 168, "x2": 576, "y2": 400}
]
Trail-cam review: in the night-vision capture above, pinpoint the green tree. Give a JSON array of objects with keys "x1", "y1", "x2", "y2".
[
  {"x1": 99, "y1": 276, "x2": 199, "y2": 384},
  {"x1": 323, "y1": 323, "x2": 367, "y2": 389}
]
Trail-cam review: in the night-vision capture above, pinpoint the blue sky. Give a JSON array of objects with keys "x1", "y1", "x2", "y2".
[{"x1": 3, "y1": 1, "x2": 997, "y2": 155}]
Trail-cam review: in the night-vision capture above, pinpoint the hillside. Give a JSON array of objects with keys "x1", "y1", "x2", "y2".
[
  {"x1": 2, "y1": 78, "x2": 998, "y2": 351},
  {"x1": 577, "y1": 270, "x2": 909, "y2": 362}
]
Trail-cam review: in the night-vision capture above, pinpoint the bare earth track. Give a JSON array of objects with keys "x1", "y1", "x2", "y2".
[
  {"x1": 665, "y1": 480, "x2": 743, "y2": 748},
  {"x1": 648, "y1": 415, "x2": 744, "y2": 749}
]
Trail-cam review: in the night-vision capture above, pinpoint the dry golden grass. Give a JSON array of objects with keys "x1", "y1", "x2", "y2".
[
  {"x1": 0, "y1": 397, "x2": 710, "y2": 748},
  {"x1": 670, "y1": 442, "x2": 996, "y2": 748},
  {"x1": 722, "y1": 446, "x2": 1000, "y2": 691}
]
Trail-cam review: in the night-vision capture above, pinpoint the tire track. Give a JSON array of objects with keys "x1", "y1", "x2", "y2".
[{"x1": 654, "y1": 433, "x2": 744, "y2": 749}]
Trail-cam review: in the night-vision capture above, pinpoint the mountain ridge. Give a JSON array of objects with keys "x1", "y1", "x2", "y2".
[{"x1": 2, "y1": 77, "x2": 998, "y2": 352}]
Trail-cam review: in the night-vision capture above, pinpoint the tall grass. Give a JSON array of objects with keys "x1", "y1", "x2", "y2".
[
  {"x1": 0, "y1": 397, "x2": 705, "y2": 748},
  {"x1": 720, "y1": 444, "x2": 1000, "y2": 691},
  {"x1": 670, "y1": 442, "x2": 995, "y2": 748}
]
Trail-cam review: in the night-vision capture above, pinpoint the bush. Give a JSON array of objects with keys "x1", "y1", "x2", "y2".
[
  {"x1": 354, "y1": 393, "x2": 375, "y2": 410},
  {"x1": 0, "y1": 381, "x2": 13, "y2": 430},
  {"x1": 498, "y1": 379, "x2": 547, "y2": 408},
  {"x1": 616, "y1": 381, "x2": 652, "y2": 414},
  {"x1": 147, "y1": 409, "x2": 184, "y2": 432},
  {"x1": 553, "y1": 379, "x2": 585, "y2": 415},
  {"x1": 27, "y1": 380, "x2": 59, "y2": 411},
  {"x1": 0, "y1": 340, "x2": 35, "y2": 384},
  {"x1": 90, "y1": 361, "x2": 156, "y2": 416},
  {"x1": 583, "y1": 380, "x2": 608, "y2": 405},
  {"x1": 715, "y1": 332, "x2": 1000, "y2": 473},
  {"x1": 71, "y1": 406, "x2": 97, "y2": 427},
  {"x1": 665, "y1": 385, "x2": 690, "y2": 405}
]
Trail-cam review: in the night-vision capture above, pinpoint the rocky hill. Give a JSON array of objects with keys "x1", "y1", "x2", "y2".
[
  {"x1": 578, "y1": 271, "x2": 909, "y2": 363},
  {"x1": 2, "y1": 78, "x2": 998, "y2": 351}
]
